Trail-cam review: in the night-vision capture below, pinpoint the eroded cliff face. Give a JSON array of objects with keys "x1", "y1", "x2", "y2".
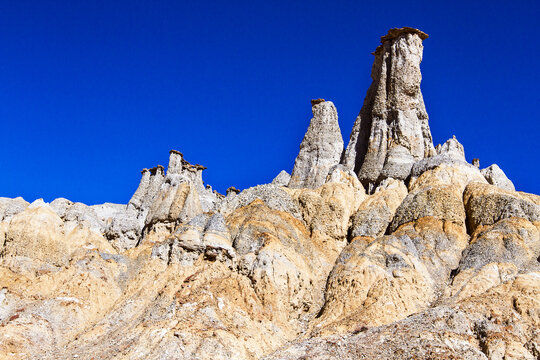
[{"x1": 0, "y1": 28, "x2": 538, "y2": 360}]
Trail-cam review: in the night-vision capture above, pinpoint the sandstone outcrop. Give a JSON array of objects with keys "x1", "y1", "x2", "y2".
[
  {"x1": 219, "y1": 184, "x2": 302, "y2": 219},
  {"x1": 145, "y1": 150, "x2": 216, "y2": 228},
  {"x1": 341, "y1": 27, "x2": 435, "y2": 189},
  {"x1": 464, "y1": 182, "x2": 540, "y2": 232},
  {"x1": 1, "y1": 27, "x2": 538, "y2": 360},
  {"x1": 288, "y1": 100, "x2": 344, "y2": 189},
  {"x1": 349, "y1": 178, "x2": 407, "y2": 238}
]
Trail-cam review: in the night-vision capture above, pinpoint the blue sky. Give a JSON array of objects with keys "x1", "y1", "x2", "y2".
[{"x1": 0, "y1": 1, "x2": 538, "y2": 204}]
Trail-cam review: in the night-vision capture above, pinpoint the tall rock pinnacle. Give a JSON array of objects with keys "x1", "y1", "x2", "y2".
[
  {"x1": 288, "y1": 99, "x2": 344, "y2": 188},
  {"x1": 341, "y1": 27, "x2": 435, "y2": 189}
]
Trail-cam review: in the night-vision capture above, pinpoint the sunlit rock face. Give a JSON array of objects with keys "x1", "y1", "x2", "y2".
[
  {"x1": 1, "y1": 28, "x2": 538, "y2": 360},
  {"x1": 288, "y1": 99, "x2": 344, "y2": 189},
  {"x1": 341, "y1": 27, "x2": 435, "y2": 190}
]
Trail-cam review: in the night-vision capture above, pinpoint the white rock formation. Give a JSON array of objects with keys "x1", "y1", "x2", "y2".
[
  {"x1": 145, "y1": 150, "x2": 217, "y2": 228},
  {"x1": 272, "y1": 170, "x2": 291, "y2": 186},
  {"x1": 288, "y1": 99, "x2": 344, "y2": 189},
  {"x1": 341, "y1": 28, "x2": 435, "y2": 188},
  {"x1": 481, "y1": 163, "x2": 515, "y2": 191}
]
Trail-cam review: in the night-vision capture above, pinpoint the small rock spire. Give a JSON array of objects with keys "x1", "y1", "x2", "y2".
[{"x1": 288, "y1": 100, "x2": 344, "y2": 189}]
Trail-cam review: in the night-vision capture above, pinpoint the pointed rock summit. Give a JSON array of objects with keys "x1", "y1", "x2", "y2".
[
  {"x1": 341, "y1": 27, "x2": 435, "y2": 189},
  {"x1": 288, "y1": 99, "x2": 344, "y2": 188}
]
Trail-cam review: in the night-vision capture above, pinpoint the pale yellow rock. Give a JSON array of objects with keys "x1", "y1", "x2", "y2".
[
  {"x1": 2, "y1": 205, "x2": 116, "y2": 271},
  {"x1": 350, "y1": 178, "x2": 408, "y2": 238},
  {"x1": 450, "y1": 262, "x2": 519, "y2": 300},
  {"x1": 409, "y1": 161, "x2": 487, "y2": 193},
  {"x1": 456, "y1": 217, "x2": 540, "y2": 277},
  {"x1": 312, "y1": 235, "x2": 436, "y2": 335},
  {"x1": 227, "y1": 200, "x2": 329, "y2": 329},
  {"x1": 464, "y1": 182, "x2": 540, "y2": 232},
  {"x1": 286, "y1": 172, "x2": 366, "y2": 261},
  {"x1": 390, "y1": 183, "x2": 466, "y2": 232}
]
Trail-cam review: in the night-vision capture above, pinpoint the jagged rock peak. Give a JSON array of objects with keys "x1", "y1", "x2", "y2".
[
  {"x1": 141, "y1": 165, "x2": 164, "y2": 176},
  {"x1": 168, "y1": 149, "x2": 207, "y2": 175},
  {"x1": 481, "y1": 163, "x2": 515, "y2": 191},
  {"x1": 341, "y1": 27, "x2": 435, "y2": 189},
  {"x1": 226, "y1": 186, "x2": 241, "y2": 196},
  {"x1": 288, "y1": 100, "x2": 344, "y2": 189},
  {"x1": 271, "y1": 170, "x2": 291, "y2": 186},
  {"x1": 435, "y1": 135, "x2": 465, "y2": 160},
  {"x1": 129, "y1": 165, "x2": 165, "y2": 212}
]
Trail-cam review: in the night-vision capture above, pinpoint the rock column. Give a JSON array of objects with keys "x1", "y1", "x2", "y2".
[
  {"x1": 341, "y1": 27, "x2": 435, "y2": 189},
  {"x1": 288, "y1": 99, "x2": 344, "y2": 188}
]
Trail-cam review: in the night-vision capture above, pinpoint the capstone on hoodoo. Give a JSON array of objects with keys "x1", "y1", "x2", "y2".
[{"x1": 143, "y1": 150, "x2": 217, "y2": 228}]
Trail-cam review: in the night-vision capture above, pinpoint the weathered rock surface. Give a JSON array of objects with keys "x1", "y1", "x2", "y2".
[
  {"x1": 1, "y1": 27, "x2": 539, "y2": 360},
  {"x1": 152, "y1": 212, "x2": 234, "y2": 266},
  {"x1": 267, "y1": 272, "x2": 540, "y2": 359},
  {"x1": 272, "y1": 170, "x2": 291, "y2": 186},
  {"x1": 288, "y1": 100, "x2": 343, "y2": 189},
  {"x1": 481, "y1": 163, "x2": 516, "y2": 191},
  {"x1": 408, "y1": 136, "x2": 488, "y2": 194},
  {"x1": 341, "y1": 27, "x2": 435, "y2": 188},
  {"x1": 128, "y1": 166, "x2": 165, "y2": 215},
  {"x1": 350, "y1": 178, "x2": 407, "y2": 238},
  {"x1": 145, "y1": 150, "x2": 215, "y2": 228},
  {"x1": 464, "y1": 182, "x2": 540, "y2": 232},
  {"x1": 219, "y1": 183, "x2": 302, "y2": 219},
  {"x1": 0, "y1": 197, "x2": 29, "y2": 221}
]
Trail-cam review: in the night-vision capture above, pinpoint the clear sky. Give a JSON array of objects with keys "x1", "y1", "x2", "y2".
[{"x1": 1, "y1": 1, "x2": 538, "y2": 205}]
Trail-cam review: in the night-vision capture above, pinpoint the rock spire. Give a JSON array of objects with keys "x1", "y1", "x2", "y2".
[
  {"x1": 341, "y1": 27, "x2": 435, "y2": 189},
  {"x1": 288, "y1": 99, "x2": 344, "y2": 188}
]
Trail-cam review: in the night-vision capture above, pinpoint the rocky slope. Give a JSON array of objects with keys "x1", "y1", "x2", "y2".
[{"x1": 1, "y1": 28, "x2": 538, "y2": 360}]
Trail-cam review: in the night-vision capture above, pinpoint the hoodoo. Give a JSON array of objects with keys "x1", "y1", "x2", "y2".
[
  {"x1": 341, "y1": 27, "x2": 435, "y2": 190},
  {"x1": 288, "y1": 99, "x2": 344, "y2": 188}
]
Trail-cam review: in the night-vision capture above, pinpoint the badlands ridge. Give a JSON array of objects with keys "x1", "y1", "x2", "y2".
[{"x1": 0, "y1": 28, "x2": 539, "y2": 359}]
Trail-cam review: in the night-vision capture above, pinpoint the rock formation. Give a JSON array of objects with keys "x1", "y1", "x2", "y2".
[
  {"x1": 341, "y1": 27, "x2": 435, "y2": 190},
  {"x1": 481, "y1": 163, "x2": 516, "y2": 191},
  {"x1": 1, "y1": 28, "x2": 537, "y2": 360},
  {"x1": 288, "y1": 100, "x2": 344, "y2": 189},
  {"x1": 271, "y1": 170, "x2": 291, "y2": 186}
]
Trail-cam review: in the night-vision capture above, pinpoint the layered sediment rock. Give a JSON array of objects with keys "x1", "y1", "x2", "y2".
[
  {"x1": 288, "y1": 100, "x2": 344, "y2": 189},
  {"x1": 341, "y1": 27, "x2": 435, "y2": 189},
  {"x1": 1, "y1": 28, "x2": 537, "y2": 360}
]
